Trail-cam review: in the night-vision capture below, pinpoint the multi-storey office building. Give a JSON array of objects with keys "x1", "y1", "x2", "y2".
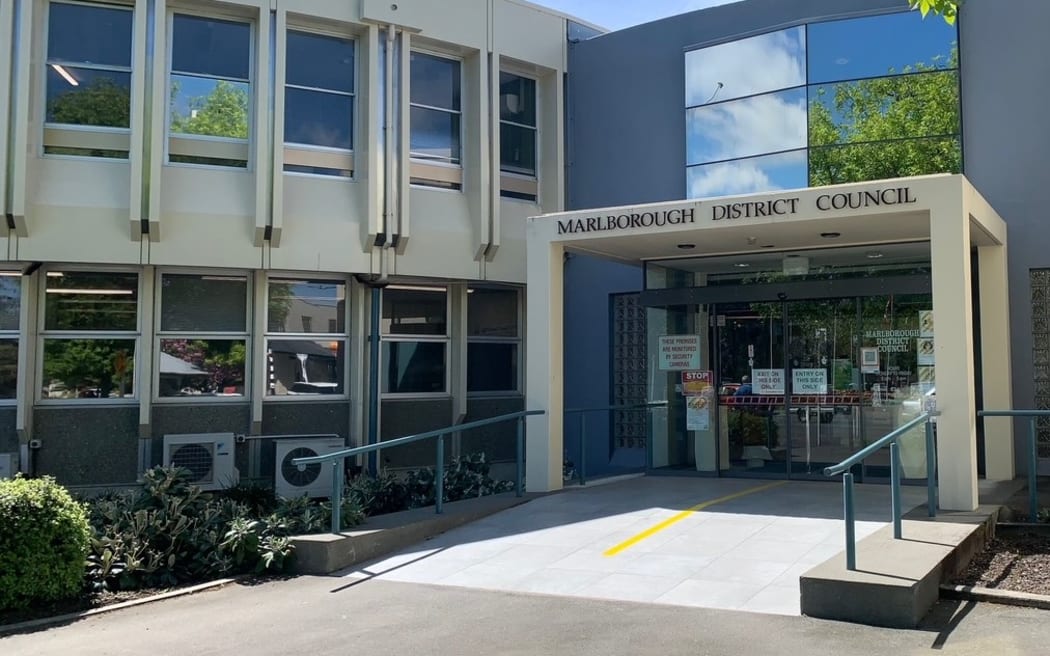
[
  {"x1": 0, "y1": 0, "x2": 588, "y2": 488},
  {"x1": 526, "y1": 0, "x2": 1049, "y2": 512}
]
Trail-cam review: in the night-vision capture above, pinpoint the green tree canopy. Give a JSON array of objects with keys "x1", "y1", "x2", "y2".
[
  {"x1": 170, "y1": 80, "x2": 249, "y2": 139},
  {"x1": 910, "y1": 0, "x2": 959, "y2": 24}
]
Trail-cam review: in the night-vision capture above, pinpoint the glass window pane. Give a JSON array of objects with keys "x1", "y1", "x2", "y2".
[
  {"x1": 467, "y1": 343, "x2": 517, "y2": 393},
  {"x1": 266, "y1": 339, "x2": 344, "y2": 396},
  {"x1": 284, "y1": 88, "x2": 353, "y2": 150},
  {"x1": 159, "y1": 339, "x2": 246, "y2": 397},
  {"x1": 287, "y1": 31, "x2": 354, "y2": 93},
  {"x1": 409, "y1": 106, "x2": 460, "y2": 164},
  {"x1": 382, "y1": 288, "x2": 447, "y2": 336},
  {"x1": 48, "y1": 2, "x2": 132, "y2": 68},
  {"x1": 0, "y1": 275, "x2": 20, "y2": 331},
  {"x1": 687, "y1": 150, "x2": 807, "y2": 199},
  {"x1": 499, "y1": 73, "x2": 535, "y2": 126},
  {"x1": 410, "y1": 52, "x2": 460, "y2": 110},
  {"x1": 500, "y1": 123, "x2": 536, "y2": 176},
  {"x1": 382, "y1": 341, "x2": 445, "y2": 394},
  {"x1": 808, "y1": 12, "x2": 958, "y2": 84},
  {"x1": 687, "y1": 88, "x2": 807, "y2": 166},
  {"x1": 46, "y1": 67, "x2": 131, "y2": 128},
  {"x1": 45, "y1": 272, "x2": 138, "y2": 331},
  {"x1": 160, "y1": 274, "x2": 247, "y2": 332},
  {"x1": 0, "y1": 340, "x2": 15, "y2": 399},
  {"x1": 468, "y1": 288, "x2": 518, "y2": 337},
  {"x1": 171, "y1": 15, "x2": 251, "y2": 81},
  {"x1": 685, "y1": 27, "x2": 805, "y2": 107},
  {"x1": 808, "y1": 136, "x2": 960, "y2": 187},
  {"x1": 268, "y1": 279, "x2": 346, "y2": 333},
  {"x1": 170, "y1": 77, "x2": 250, "y2": 139},
  {"x1": 42, "y1": 339, "x2": 135, "y2": 399},
  {"x1": 809, "y1": 71, "x2": 960, "y2": 147}
]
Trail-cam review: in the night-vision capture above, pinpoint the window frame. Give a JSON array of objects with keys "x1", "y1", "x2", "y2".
[
  {"x1": 282, "y1": 27, "x2": 357, "y2": 180},
  {"x1": 408, "y1": 49, "x2": 464, "y2": 192},
  {"x1": 164, "y1": 9, "x2": 255, "y2": 170},
  {"x1": 0, "y1": 272, "x2": 22, "y2": 405},
  {"x1": 498, "y1": 69, "x2": 539, "y2": 203},
  {"x1": 263, "y1": 273, "x2": 350, "y2": 402},
  {"x1": 466, "y1": 285, "x2": 523, "y2": 397},
  {"x1": 153, "y1": 269, "x2": 252, "y2": 403},
  {"x1": 41, "y1": 0, "x2": 135, "y2": 161},
  {"x1": 37, "y1": 266, "x2": 142, "y2": 405},
  {"x1": 380, "y1": 285, "x2": 451, "y2": 398}
]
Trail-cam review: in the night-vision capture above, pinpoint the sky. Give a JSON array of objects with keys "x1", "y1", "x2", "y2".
[{"x1": 533, "y1": 0, "x2": 733, "y2": 30}]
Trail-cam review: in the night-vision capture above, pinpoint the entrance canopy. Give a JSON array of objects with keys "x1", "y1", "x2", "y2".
[{"x1": 525, "y1": 174, "x2": 1011, "y2": 511}]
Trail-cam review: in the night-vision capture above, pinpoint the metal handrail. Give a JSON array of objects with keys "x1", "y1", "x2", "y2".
[
  {"x1": 563, "y1": 401, "x2": 669, "y2": 485},
  {"x1": 978, "y1": 410, "x2": 1050, "y2": 522},
  {"x1": 293, "y1": 409, "x2": 546, "y2": 533},
  {"x1": 824, "y1": 411, "x2": 938, "y2": 571}
]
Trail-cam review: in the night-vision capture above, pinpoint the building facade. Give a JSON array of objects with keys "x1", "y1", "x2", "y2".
[
  {"x1": 0, "y1": 0, "x2": 590, "y2": 488},
  {"x1": 546, "y1": 0, "x2": 1050, "y2": 508}
]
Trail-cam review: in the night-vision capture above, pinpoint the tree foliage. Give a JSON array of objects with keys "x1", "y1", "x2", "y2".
[
  {"x1": 170, "y1": 80, "x2": 249, "y2": 139},
  {"x1": 910, "y1": 0, "x2": 960, "y2": 25},
  {"x1": 48, "y1": 77, "x2": 130, "y2": 128}
]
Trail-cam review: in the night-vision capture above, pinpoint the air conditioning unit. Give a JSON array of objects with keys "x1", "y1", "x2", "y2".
[
  {"x1": 0, "y1": 453, "x2": 15, "y2": 479},
  {"x1": 274, "y1": 437, "x2": 346, "y2": 499},
  {"x1": 162, "y1": 433, "x2": 239, "y2": 491}
]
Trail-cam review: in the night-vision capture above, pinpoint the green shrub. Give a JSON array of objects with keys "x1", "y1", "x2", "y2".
[{"x1": 0, "y1": 476, "x2": 91, "y2": 611}]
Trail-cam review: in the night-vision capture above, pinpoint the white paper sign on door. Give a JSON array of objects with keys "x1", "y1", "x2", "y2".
[
  {"x1": 751, "y1": 369, "x2": 784, "y2": 395},
  {"x1": 792, "y1": 368, "x2": 828, "y2": 394},
  {"x1": 658, "y1": 335, "x2": 701, "y2": 371}
]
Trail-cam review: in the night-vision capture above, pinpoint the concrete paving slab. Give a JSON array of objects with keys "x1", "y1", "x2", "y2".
[{"x1": 340, "y1": 476, "x2": 927, "y2": 616}]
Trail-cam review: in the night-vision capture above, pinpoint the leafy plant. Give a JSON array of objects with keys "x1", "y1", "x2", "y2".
[{"x1": 0, "y1": 476, "x2": 91, "y2": 611}]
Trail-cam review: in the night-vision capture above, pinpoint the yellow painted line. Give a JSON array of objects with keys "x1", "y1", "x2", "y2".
[{"x1": 603, "y1": 481, "x2": 788, "y2": 557}]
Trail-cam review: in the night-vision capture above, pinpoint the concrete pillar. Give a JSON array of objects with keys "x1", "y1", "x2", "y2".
[
  {"x1": 525, "y1": 239, "x2": 564, "y2": 492},
  {"x1": 978, "y1": 242, "x2": 1015, "y2": 480},
  {"x1": 930, "y1": 200, "x2": 979, "y2": 511}
]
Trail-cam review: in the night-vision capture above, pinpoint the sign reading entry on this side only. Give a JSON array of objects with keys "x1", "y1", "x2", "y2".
[
  {"x1": 658, "y1": 335, "x2": 701, "y2": 371},
  {"x1": 792, "y1": 368, "x2": 828, "y2": 395}
]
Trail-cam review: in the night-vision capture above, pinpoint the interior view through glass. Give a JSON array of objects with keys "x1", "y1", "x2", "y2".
[{"x1": 646, "y1": 243, "x2": 935, "y2": 482}]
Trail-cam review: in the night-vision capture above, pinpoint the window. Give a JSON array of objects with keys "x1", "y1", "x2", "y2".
[
  {"x1": 168, "y1": 14, "x2": 252, "y2": 168},
  {"x1": 45, "y1": 1, "x2": 134, "y2": 159},
  {"x1": 382, "y1": 287, "x2": 448, "y2": 394},
  {"x1": 284, "y1": 30, "x2": 355, "y2": 177},
  {"x1": 467, "y1": 287, "x2": 520, "y2": 394},
  {"x1": 41, "y1": 271, "x2": 139, "y2": 400},
  {"x1": 0, "y1": 274, "x2": 20, "y2": 401},
  {"x1": 266, "y1": 278, "x2": 347, "y2": 397},
  {"x1": 499, "y1": 72, "x2": 537, "y2": 201},
  {"x1": 409, "y1": 52, "x2": 462, "y2": 190},
  {"x1": 157, "y1": 274, "x2": 248, "y2": 398}
]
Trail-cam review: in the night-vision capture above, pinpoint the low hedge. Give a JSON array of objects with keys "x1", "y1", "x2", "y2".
[{"x1": 0, "y1": 476, "x2": 91, "y2": 611}]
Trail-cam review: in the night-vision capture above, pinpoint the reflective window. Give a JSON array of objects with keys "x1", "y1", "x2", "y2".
[
  {"x1": 266, "y1": 340, "x2": 344, "y2": 396},
  {"x1": 382, "y1": 287, "x2": 447, "y2": 336},
  {"x1": 0, "y1": 274, "x2": 19, "y2": 400},
  {"x1": 45, "y1": 272, "x2": 138, "y2": 331},
  {"x1": 687, "y1": 150, "x2": 807, "y2": 199},
  {"x1": 284, "y1": 31, "x2": 354, "y2": 177},
  {"x1": 158, "y1": 339, "x2": 246, "y2": 397},
  {"x1": 0, "y1": 274, "x2": 20, "y2": 332},
  {"x1": 687, "y1": 88, "x2": 807, "y2": 165},
  {"x1": 169, "y1": 14, "x2": 251, "y2": 167},
  {"x1": 382, "y1": 341, "x2": 446, "y2": 394},
  {"x1": 467, "y1": 343, "x2": 517, "y2": 393},
  {"x1": 500, "y1": 72, "x2": 538, "y2": 198},
  {"x1": 685, "y1": 27, "x2": 805, "y2": 107},
  {"x1": 160, "y1": 274, "x2": 248, "y2": 332},
  {"x1": 809, "y1": 136, "x2": 961, "y2": 187},
  {"x1": 266, "y1": 278, "x2": 347, "y2": 398},
  {"x1": 467, "y1": 287, "x2": 520, "y2": 394},
  {"x1": 0, "y1": 340, "x2": 15, "y2": 400},
  {"x1": 268, "y1": 279, "x2": 346, "y2": 334},
  {"x1": 808, "y1": 11, "x2": 957, "y2": 84},
  {"x1": 43, "y1": 339, "x2": 135, "y2": 399},
  {"x1": 468, "y1": 288, "x2": 518, "y2": 337},
  {"x1": 410, "y1": 52, "x2": 462, "y2": 169},
  {"x1": 45, "y1": 2, "x2": 133, "y2": 157}
]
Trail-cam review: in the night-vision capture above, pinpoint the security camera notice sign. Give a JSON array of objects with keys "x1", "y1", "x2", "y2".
[{"x1": 658, "y1": 335, "x2": 701, "y2": 371}]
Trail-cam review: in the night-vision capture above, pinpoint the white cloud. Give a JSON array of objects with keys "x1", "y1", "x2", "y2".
[
  {"x1": 685, "y1": 27, "x2": 805, "y2": 106},
  {"x1": 687, "y1": 90, "x2": 807, "y2": 163},
  {"x1": 687, "y1": 150, "x2": 806, "y2": 198}
]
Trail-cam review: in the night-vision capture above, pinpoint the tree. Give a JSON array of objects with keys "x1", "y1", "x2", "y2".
[
  {"x1": 910, "y1": 0, "x2": 959, "y2": 25},
  {"x1": 48, "y1": 77, "x2": 130, "y2": 128},
  {"x1": 170, "y1": 80, "x2": 249, "y2": 139},
  {"x1": 43, "y1": 340, "x2": 133, "y2": 398},
  {"x1": 807, "y1": 47, "x2": 960, "y2": 186}
]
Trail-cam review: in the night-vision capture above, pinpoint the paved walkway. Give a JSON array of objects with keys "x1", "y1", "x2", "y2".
[{"x1": 343, "y1": 477, "x2": 928, "y2": 615}]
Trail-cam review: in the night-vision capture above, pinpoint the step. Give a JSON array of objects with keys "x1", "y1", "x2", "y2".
[{"x1": 799, "y1": 507, "x2": 997, "y2": 628}]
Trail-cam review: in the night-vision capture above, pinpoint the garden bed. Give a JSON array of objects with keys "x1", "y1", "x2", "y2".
[
  {"x1": 0, "y1": 584, "x2": 185, "y2": 627},
  {"x1": 953, "y1": 531, "x2": 1050, "y2": 596}
]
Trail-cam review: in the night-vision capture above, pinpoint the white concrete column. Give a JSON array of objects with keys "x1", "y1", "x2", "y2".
[
  {"x1": 525, "y1": 239, "x2": 563, "y2": 492},
  {"x1": 978, "y1": 242, "x2": 1014, "y2": 480},
  {"x1": 930, "y1": 200, "x2": 979, "y2": 511}
]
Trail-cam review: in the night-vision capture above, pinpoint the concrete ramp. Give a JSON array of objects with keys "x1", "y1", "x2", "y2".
[{"x1": 800, "y1": 507, "x2": 998, "y2": 627}]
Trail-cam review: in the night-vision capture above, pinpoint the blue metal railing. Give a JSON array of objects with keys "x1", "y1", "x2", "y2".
[
  {"x1": 824, "y1": 412, "x2": 938, "y2": 571},
  {"x1": 978, "y1": 410, "x2": 1050, "y2": 522},
  {"x1": 564, "y1": 401, "x2": 669, "y2": 485},
  {"x1": 292, "y1": 409, "x2": 546, "y2": 533}
]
